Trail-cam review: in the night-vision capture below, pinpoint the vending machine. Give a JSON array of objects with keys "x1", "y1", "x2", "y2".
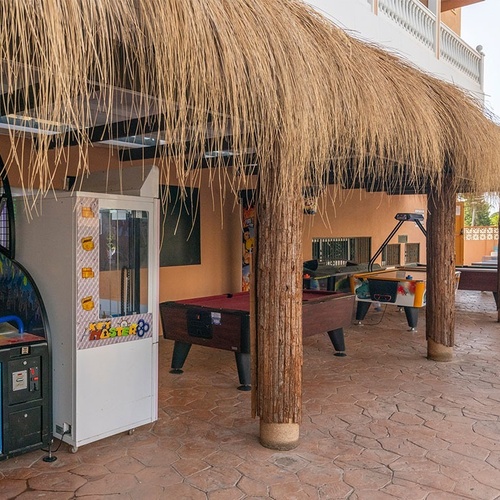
[{"x1": 15, "y1": 183, "x2": 159, "y2": 452}]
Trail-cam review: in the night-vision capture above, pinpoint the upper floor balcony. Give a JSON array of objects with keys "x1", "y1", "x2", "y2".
[
  {"x1": 371, "y1": 0, "x2": 483, "y2": 87},
  {"x1": 310, "y1": 0, "x2": 484, "y2": 95}
]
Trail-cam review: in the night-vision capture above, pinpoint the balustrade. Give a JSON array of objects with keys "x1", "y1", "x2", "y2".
[
  {"x1": 367, "y1": 0, "x2": 483, "y2": 86},
  {"x1": 464, "y1": 226, "x2": 499, "y2": 241},
  {"x1": 379, "y1": 0, "x2": 435, "y2": 50},
  {"x1": 440, "y1": 24, "x2": 482, "y2": 84}
]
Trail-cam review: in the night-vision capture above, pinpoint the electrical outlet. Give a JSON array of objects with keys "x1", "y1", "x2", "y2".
[{"x1": 63, "y1": 422, "x2": 71, "y2": 434}]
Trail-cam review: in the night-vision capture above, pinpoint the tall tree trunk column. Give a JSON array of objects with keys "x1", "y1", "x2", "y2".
[
  {"x1": 252, "y1": 168, "x2": 304, "y2": 450},
  {"x1": 426, "y1": 177, "x2": 457, "y2": 361}
]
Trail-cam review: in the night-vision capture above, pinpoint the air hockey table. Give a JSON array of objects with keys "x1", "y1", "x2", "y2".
[
  {"x1": 350, "y1": 266, "x2": 460, "y2": 330},
  {"x1": 160, "y1": 290, "x2": 354, "y2": 390}
]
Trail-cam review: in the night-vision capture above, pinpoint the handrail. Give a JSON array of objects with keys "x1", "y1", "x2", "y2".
[{"x1": 0, "y1": 314, "x2": 25, "y2": 333}]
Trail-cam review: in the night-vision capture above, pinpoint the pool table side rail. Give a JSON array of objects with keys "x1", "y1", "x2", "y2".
[
  {"x1": 302, "y1": 293, "x2": 354, "y2": 338},
  {"x1": 160, "y1": 291, "x2": 355, "y2": 352},
  {"x1": 160, "y1": 301, "x2": 250, "y2": 352},
  {"x1": 456, "y1": 267, "x2": 498, "y2": 292}
]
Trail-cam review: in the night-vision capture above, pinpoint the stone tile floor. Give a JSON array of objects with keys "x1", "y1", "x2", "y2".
[{"x1": 2, "y1": 290, "x2": 500, "y2": 499}]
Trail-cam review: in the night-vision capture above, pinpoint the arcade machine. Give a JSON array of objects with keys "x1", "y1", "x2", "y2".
[
  {"x1": 350, "y1": 213, "x2": 428, "y2": 330},
  {"x1": 14, "y1": 167, "x2": 159, "y2": 452},
  {"x1": 0, "y1": 171, "x2": 52, "y2": 460}
]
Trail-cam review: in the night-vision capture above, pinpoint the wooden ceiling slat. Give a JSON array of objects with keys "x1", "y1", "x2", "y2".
[{"x1": 441, "y1": 0, "x2": 484, "y2": 12}]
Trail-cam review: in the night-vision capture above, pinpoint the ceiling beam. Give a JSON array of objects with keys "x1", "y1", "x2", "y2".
[
  {"x1": 47, "y1": 115, "x2": 164, "y2": 149},
  {"x1": 199, "y1": 154, "x2": 258, "y2": 171},
  {"x1": 0, "y1": 83, "x2": 41, "y2": 117},
  {"x1": 119, "y1": 135, "x2": 236, "y2": 162}
]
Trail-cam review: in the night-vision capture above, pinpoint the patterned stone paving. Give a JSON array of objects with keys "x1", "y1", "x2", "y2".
[{"x1": 1, "y1": 290, "x2": 500, "y2": 499}]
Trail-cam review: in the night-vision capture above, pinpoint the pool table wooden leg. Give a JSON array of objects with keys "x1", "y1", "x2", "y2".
[
  {"x1": 404, "y1": 306, "x2": 419, "y2": 331},
  {"x1": 327, "y1": 328, "x2": 346, "y2": 357},
  {"x1": 235, "y1": 352, "x2": 251, "y2": 391},
  {"x1": 170, "y1": 341, "x2": 192, "y2": 373}
]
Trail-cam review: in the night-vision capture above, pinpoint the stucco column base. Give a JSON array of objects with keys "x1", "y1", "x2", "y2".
[
  {"x1": 427, "y1": 338, "x2": 453, "y2": 362},
  {"x1": 259, "y1": 421, "x2": 299, "y2": 450}
]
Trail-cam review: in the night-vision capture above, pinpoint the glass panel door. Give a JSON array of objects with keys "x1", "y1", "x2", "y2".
[{"x1": 99, "y1": 209, "x2": 149, "y2": 318}]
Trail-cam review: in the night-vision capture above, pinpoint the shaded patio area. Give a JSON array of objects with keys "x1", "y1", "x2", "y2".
[{"x1": 1, "y1": 290, "x2": 500, "y2": 499}]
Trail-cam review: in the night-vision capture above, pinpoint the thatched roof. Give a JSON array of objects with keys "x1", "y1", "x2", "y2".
[{"x1": 1, "y1": 0, "x2": 499, "y2": 200}]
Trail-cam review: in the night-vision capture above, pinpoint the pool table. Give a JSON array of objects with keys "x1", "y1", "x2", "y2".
[
  {"x1": 160, "y1": 290, "x2": 355, "y2": 390},
  {"x1": 456, "y1": 266, "x2": 498, "y2": 308}
]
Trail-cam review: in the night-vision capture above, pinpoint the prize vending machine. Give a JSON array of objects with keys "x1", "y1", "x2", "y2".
[{"x1": 15, "y1": 189, "x2": 159, "y2": 452}]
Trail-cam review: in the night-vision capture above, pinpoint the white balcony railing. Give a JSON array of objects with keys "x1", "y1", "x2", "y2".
[
  {"x1": 440, "y1": 23, "x2": 482, "y2": 84},
  {"x1": 378, "y1": 0, "x2": 435, "y2": 51},
  {"x1": 369, "y1": 0, "x2": 483, "y2": 87}
]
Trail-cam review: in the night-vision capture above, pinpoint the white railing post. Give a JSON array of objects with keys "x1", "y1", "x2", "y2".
[
  {"x1": 476, "y1": 45, "x2": 485, "y2": 92},
  {"x1": 428, "y1": 0, "x2": 441, "y2": 59},
  {"x1": 368, "y1": 0, "x2": 379, "y2": 15}
]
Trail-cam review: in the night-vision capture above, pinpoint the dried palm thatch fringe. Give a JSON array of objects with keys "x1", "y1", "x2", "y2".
[{"x1": 0, "y1": 0, "x2": 499, "y2": 205}]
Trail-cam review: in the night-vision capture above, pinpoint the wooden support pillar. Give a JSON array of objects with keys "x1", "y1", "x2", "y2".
[
  {"x1": 426, "y1": 177, "x2": 456, "y2": 361},
  {"x1": 251, "y1": 166, "x2": 304, "y2": 450}
]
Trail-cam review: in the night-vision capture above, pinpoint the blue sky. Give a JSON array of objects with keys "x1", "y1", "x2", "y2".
[{"x1": 461, "y1": 1, "x2": 500, "y2": 120}]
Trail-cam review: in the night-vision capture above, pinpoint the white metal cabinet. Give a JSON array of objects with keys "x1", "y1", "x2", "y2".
[{"x1": 15, "y1": 191, "x2": 159, "y2": 451}]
